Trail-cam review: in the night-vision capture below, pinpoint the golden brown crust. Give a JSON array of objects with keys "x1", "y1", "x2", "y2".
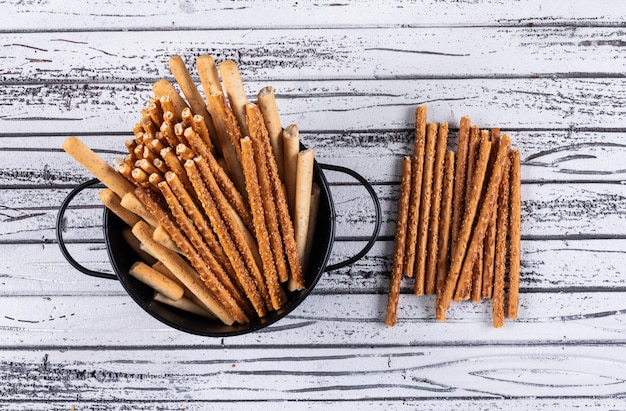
[
  {"x1": 451, "y1": 116, "x2": 471, "y2": 255},
  {"x1": 507, "y1": 149, "x2": 522, "y2": 319},
  {"x1": 435, "y1": 151, "x2": 456, "y2": 321},
  {"x1": 493, "y1": 157, "x2": 511, "y2": 328}
]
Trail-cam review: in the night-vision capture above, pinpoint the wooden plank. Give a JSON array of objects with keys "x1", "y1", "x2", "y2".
[
  {"x1": 2, "y1": 0, "x2": 624, "y2": 30},
  {"x1": 1, "y1": 79, "x2": 626, "y2": 135},
  {"x1": 1, "y1": 293, "x2": 626, "y2": 346},
  {"x1": 3, "y1": 27, "x2": 626, "y2": 82},
  {"x1": 1, "y1": 346, "x2": 625, "y2": 402}
]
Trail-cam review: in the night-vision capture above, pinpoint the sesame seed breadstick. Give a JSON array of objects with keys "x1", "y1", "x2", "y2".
[
  {"x1": 482, "y1": 128, "x2": 501, "y2": 299},
  {"x1": 450, "y1": 116, "x2": 471, "y2": 254},
  {"x1": 435, "y1": 151, "x2": 455, "y2": 321},
  {"x1": 219, "y1": 60, "x2": 249, "y2": 137},
  {"x1": 493, "y1": 157, "x2": 511, "y2": 328},
  {"x1": 507, "y1": 149, "x2": 522, "y2": 319},
  {"x1": 99, "y1": 189, "x2": 141, "y2": 227},
  {"x1": 258, "y1": 86, "x2": 285, "y2": 181},
  {"x1": 152, "y1": 79, "x2": 188, "y2": 119}
]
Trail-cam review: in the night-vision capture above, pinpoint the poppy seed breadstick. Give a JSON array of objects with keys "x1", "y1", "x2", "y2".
[
  {"x1": 133, "y1": 187, "x2": 249, "y2": 324},
  {"x1": 414, "y1": 122, "x2": 438, "y2": 295},
  {"x1": 508, "y1": 149, "x2": 522, "y2": 319},
  {"x1": 439, "y1": 140, "x2": 492, "y2": 314},
  {"x1": 453, "y1": 134, "x2": 511, "y2": 302},
  {"x1": 258, "y1": 86, "x2": 285, "y2": 181},
  {"x1": 132, "y1": 221, "x2": 235, "y2": 325},
  {"x1": 404, "y1": 105, "x2": 427, "y2": 278},
  {"x1": 451, "y1": 116, "x2": 471, "y2": 254},
  {"x1": 493, "y1": 157, "x2": 511, "y2": 328},
  {"x1": 385, "y1": 156, "x2": 412, "y2": 327},
  {"x1": 425, "y1": 123, "x2": 448, "y2": 295},
  {"x1": 152, "y1": 79, "x2": 188, "y2": 118},
  {"x1": 435, "y1": 151, "x2": 456, "y2": 321}
]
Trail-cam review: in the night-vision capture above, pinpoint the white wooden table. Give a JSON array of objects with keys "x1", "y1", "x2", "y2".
[{"x1": 2, "y1": 1, "x2": 626, "y2": 409}]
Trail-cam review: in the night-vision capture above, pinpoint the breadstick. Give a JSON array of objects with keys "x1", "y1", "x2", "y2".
[
  {"x1": 385, "y1": 156, "x2": 412, "y2": 327},
  {"x1": 148, "y1": 102, "x2": 163, "y2": 128},
  {"x1": 219, "y1": 60, "x2": 249, "y2": 137},
  {"x1": 160, "y1": 147, "x2": 193, "y2": 194},
  {"x1": 176, "y1": 141, "x2": 196, "y2": 161},
  {"x1": 470, "y1": 252, "x2": 483, "y2": 303},
  {"x1": 120, "y1": 192, "x2": 159, "y2": 228},
  {"x1": 189, "y1": 157, "x2": 268, "y2": 304},
  {"x1": 152, "y1": 79, "x2": 188, "y2": 118},
  {"x1": 158, "y1": 177, "x2": 255, "y2": 317},
  {"x1": 302, "y1": 183, "x2": 321, "y2": 276},
  {"x1": 435, "y1": 151, "x2": 455, "y2": 321},
  {"x1": 282, "y1": 124, "x2": 300, "y2": 218},
  {"x1": 246, "y1": 104, "x2": 290, "y2": 287},
  {"x1": 130, "y1": 261, "x2": 184, "y2": 301},
  {"x1": 141, "y1": 117, "x2": 157, "y2": 138},
  {"x1": 122, "y1": 227, "x2": 156, "y2": 265},
  {"x1": 196, "y1": 55, "x2": 223, "y2": 96},
  {"x1": 425, "y1": 123, "x2": 448, "y2": 295},
  {"x1": 438, "y1": 140, "x2": 492, "y2": 314},
  {"x1": 154, "y1": 293, "x2": 217, "y2": 319},
  {"x1": 153, "y1": 225, "x2": 182, "y2": 254},
  {"x1": 414, "y1": 122, "x2": 438, "y2": 295},
  {"x1": 453, "y1": 135, "x2": 512, "y2": 302},
  {"x1": 294, "y1": 150, "x2": 315, "y2": 268},
  {"x1": 160, "y1": 119, "x2": 179, "y2": 148},
  {"x1": 191, "y1": 114, "x2": 216, "y2": 156},
  {"x1": 133, "y1": 188, "x2": 249, "y2": 323},
  {"x1": 508, "y1": 149, "x2": 522, "y2": 319},
  {"x1": 493, "y1": 157, "x2": 510, "y2": 328},
  {"x1": 240, "y1": 137, "x2": 285, "y2": 310},
  {"x1": 184, "y1": 128, "x2": 254, "y2": 232},
  {"x1": 132, "y1": 221, "x2": 235, "y2": 325},
  {"x1": 99, "y1": 189, "x2": 141, "y2": 227},
  {"x1": 136, "y1": 158, "x2": 162, "y2": 178},
  {"x1": 258, "y1": 86, "x2": 285, "y2": 180},
  {"x1": 168, "y1": 55, "x2": 211, "y2": 120},
  {"x1": 482, "y1": 128, "x2": 501, "y2": 298},
  {"x1": 465, "y1": 126, "x2": 480, "y2": 205},
  {"x1": 159, "y1": 96, "x2": 177, "y2": 123},
  {"x1": 173, "y1": 122, "x2": 189, "y2": 146},
  {"x1": 148, "y1": 137, "x2": 165, "y2": 154},
  {"x1": 152, "y1": 260, "x2": 185, "y2": 288},
  {"x1": 404, "y1": 105, "x2": 427, "y2": 278},
  {"x1": 451, "y1": 116, "x2": 471, "y2": 254},
  {"x1": 63, "y1": 136, "x2": 135, "y2": 199}
]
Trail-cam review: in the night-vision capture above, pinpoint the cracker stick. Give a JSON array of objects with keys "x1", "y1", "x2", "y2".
[
  {"x1": 63, "y1": 136, "x2": 135, "y2": 199},
  {"x1": 385, "y1": 156, "x2": 412, "y2": 327},
  {"x1": 184, "y1": 127, "x2": 254, "y2": 232},
  {"x1": 302, "y1": 183, "x2": 321, "y2": 276},
  {"x1": 435, "y1": 151, "x2": 455, "y2": 321},
  {"x1": 258, "y1": 86, "x2": 285, "y2": 180},
  {"x1": 152, "y1": 79, "x2": 189, "y2": 118},
  {"x1": 154, "y1": 293, "x2": 217, "y2": 319},
  {"x1": 132, "y1": 221, "x2": 235, "y2": 325},
  {"x1": 122, "y1": 227, "x2": 157, "y2": 265},
  {"x1": 153, "y1": 225, "x2": 182, "y2": 254},
  {"x1": 99, "y1": 189, "x2": 141, "y2": 227},
  {"x1": 425, "y1": 123, "x2": 448, "y2": 295},
  {"x1": 294, "y1": 150, "x2": 314, "y2": 276},
  {"x1": 241, "y1": 137, "x2": 285, "y2": 310},
  {"x1": 482, "y1": 128, "x2": 501, "y2": 298},
  {"x1": 133, "y1": 188, "x2": 249, "y2": 323},
  {"x1": 438, "y1": 140, "x2": 492, "y2": 314},
  {"x1": 246, "y1": 104, "x2": 290, "y2": 287},
  {"x1": 508, "y1": 149, "x2": 522, "y2": 319},
  {"x1": 168, "y1": 55, "x2": 211, "y2": 120},
  {"x1": 404, "y1": 105, "x2": 427, "y2": 278},
  {"x1": 414, "y1": 122, "x2": 438, "y2": 295},
  {"x1": 120, "y1": 192, "x2": 159, "y2": 228},
  {"x1": 219, "y1": 60, "x2": 249, "y2": 137},
  {"x1": 158, "y1": 177, "x2": 254, "y2": 317},
  {"x1": 282, "y1": 124, "x2": 300, "y2": 218},
  {"x1": 190, "y1": 157, "x2": 267, "y2": 300},
  {"x1": 129, "y1": 261, "x2": 184, "y2": 301},
  {"x1": 493, "y1": 157, "x2": 511, "y2": 328},
  {"x1": 451, "y1": 116, "x2": 471, "y2": 254},
  {"x1": 453, "y1": 135, "x2": 512, "y2": 302}
]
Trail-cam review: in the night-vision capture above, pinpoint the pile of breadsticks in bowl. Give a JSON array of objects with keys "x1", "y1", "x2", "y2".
[
  {"x1": 63, "y1": 55, "x2": 319, "y2": 326},
  {"x1": 386, "y1": 106, "x2": 521, "y2": 328}
]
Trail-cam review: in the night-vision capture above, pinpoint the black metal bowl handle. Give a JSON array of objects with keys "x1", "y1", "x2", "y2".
[
  {"x1": 319, "y1": 163, "x2": 382, "y2": 272},
  {"x1": 56, "y1": 178, "x2": 118, "y2": 280}
]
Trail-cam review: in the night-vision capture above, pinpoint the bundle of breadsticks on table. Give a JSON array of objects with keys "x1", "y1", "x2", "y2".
[
  {"x1": 385, "y1": 106, "x2": 521, "y2": 328},
  {"x1": 63, "y1": 55, "x2": 320, "y2": 326}
]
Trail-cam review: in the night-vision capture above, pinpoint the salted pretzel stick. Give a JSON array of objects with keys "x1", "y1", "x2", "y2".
[
  {"x1": 160, "y1": 119, "x2": 179, "y2": 148},
  {"x1": 219, "y1": 60, "x2": 249, "y2": 137},
  {"x1": 148, "y1": 102, "x2": 163, "y2": 128},
  {"x1": 153, "y1": 225, "x2": 182, "y2": 254},
  {"x1": 99, "y1": 189, "x2": 141, "y2": 227},
  {"x1": 141, "y1": 117, "x2": 157, "y2": 137},
  {"x1": 63, "y1": 136, "x2": 135, "y2": 199},
  {"x1": 158, "y1": 177, "x2": 254, "y2": 316},
  {"x1": 132, "y1": 221, "x2": 235, "y2": 325},
  {"x1": 191, "y1": 114, "x2": 215, "y2": 156},
  {"x1": 240, "y1": 137, "x2": 285, "y2": 310},
  {"x1": 159, "y1": 96, "x2": 177, "y2": 122},
  {"x1": 258, "y1": 86, "x2": 285, "y2": 180},
  {"x1": 246, "y1": 103, "x2": 290, "y2": 285},
  {"x1": 149, "y1": 137, "x2": 165, "y2": 154},
  {"x1": 184, "y1": 127, "x2": 254, "y2": 231},
  {"x1": 136, "y1": 158, "x2": 162, "y2": 178},
  {"x1": 493, "y1": 157, "x2": 511, "y2": 328},
  {"x1": 133, "y1": 188, "x2": 249, "y2": 324},
  {"x1": 129, "y1": 261, "x2": 184, "y2": 301},
  {"x1": 174, "y1": 123, "x2": 189, "y2": 146},
  {"x1": 152, "y1": 158, "x2": 169, "y2": 174},
  {"x1": 152, "y1": 79, "x2": 188, "y2": 118},
  {"x1": 176, "y1": 141, "x2": 196, "y2": 161},
  {"x1": 435, "y1": 151, "x2": 456, "y2": 321},
  {"x1": 122, "y1": 227, "x2": 157, "y2": 265},
  {"x1": 414, "y1": 122, "x2": 438, "y2": 295},
  {"x1": 451, "y1": 116, "x2": 471, "y2": 254},
  {"x1": 302, "y1": 183, "x2": 321, "y2": 275},
  {"x1": 453, "y1": 135, "x2": 512, "y2": 302},
  {"x1": 120, "y1": 192, "x2": 159, "y2": 228},
  {"x1": 425, "y1": 122, "x2": 448, "y2": 295},
  {"x1": 160, "y1": 147, "x2": 193, "y2": 194},
  {"x1": 508, "y1": 149, "x2": 522, "y2": 319},
  {"x1": 385, "y1": 156, "x2": 412, "y2": 327},
  {"x1": 438, "y1": 140, "x2": 492, "y2": 313},
  {"x1": 482, "y1": 128, "x2": 501, "y2": 298},
  {"x1": 404, "y1": 105, "x2": 427, "y2": 278},
  {"x1": 282, "y1": 124, "x2": 300, "y2": 218}
]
